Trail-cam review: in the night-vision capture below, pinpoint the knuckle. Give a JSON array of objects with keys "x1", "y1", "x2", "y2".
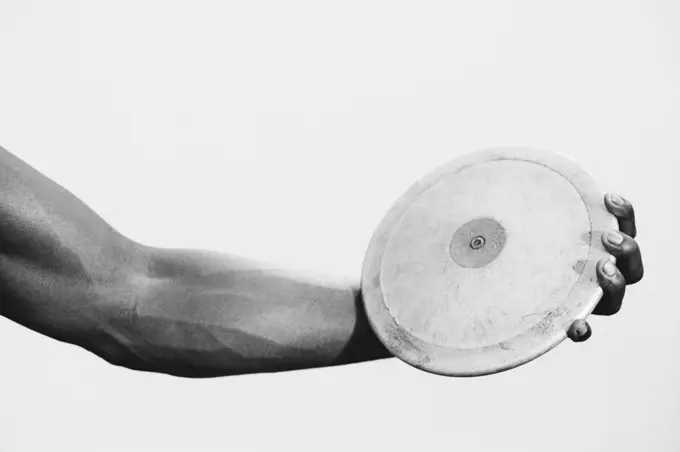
[
  {"x1": 604, "y1": 276, "x2": 625, "y2": 293},
  {"x1": 594, "y1": 301, "x2": 621, "y2": 316},
  {"x1": 621, "y1": 201, "x2": 634, "y2": 217},
  {"x1": 607, "y1": 303, "x2": 623, "y2": 316},
  {"x1": 626, "y1": 200, "x2": 636, "y2": 215},
  {"x1": 627, "y1": 266, "x2": 644, "y2": 285}
]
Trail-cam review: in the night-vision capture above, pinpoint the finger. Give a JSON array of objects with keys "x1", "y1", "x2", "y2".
[
  {"x1": 592, "y1": 257, "x2": 627, "y2": 316},
  {"x1": 567, "y1": 319, "x2": 592, "y2": 342},
  {"x1": 604, "y1": 193, "x2": 637, "y2": 239},
  {"x1": 601, "y1": 230, "x2": 644, "y2": 285}
]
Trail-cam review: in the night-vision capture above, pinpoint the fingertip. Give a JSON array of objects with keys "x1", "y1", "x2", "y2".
[
  {"x1": 604, "y1": 192, "x2": 622, "y2": 214},
  {"x1": 601, "y1": 230, "x2": 624, "y2": 252},
  {"x1": 605, "y1": 193, "x2": 637, "y2": 238},
  {"x1": 597, "y1": 256, "x2": 624, "y2": 288},
  {"x1": 568, "y1": 319, "x2": 592, "y2": 342},
  {"x1": 594, "y1": 257, "x2": 626, "y2": 316},
  {"x1": 605, "y1": 192, "x2": 629, "y2": 215},
  {"x1": 598, "y1": 255, "x2": 617, "y2": 276},
  {"x1": 606, "y1": 192, "x2": 625, "y2": 208}
]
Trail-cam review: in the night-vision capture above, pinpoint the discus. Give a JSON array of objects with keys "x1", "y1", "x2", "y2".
[{"x1": 361, "y1": 147, "x2": 617, "y2": 376}]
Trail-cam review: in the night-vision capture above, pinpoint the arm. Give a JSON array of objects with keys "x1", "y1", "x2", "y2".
[
  {"x1": 112, "y1": 249, "x2": 391, "y2": 377},
  {"x1": 0, "y1": 146, "x2": 389, "y2": 377}
]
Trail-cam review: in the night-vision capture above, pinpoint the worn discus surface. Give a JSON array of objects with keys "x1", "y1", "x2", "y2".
[{"x1": 361, "y1": 147, "x2": 617, "y2": 376}]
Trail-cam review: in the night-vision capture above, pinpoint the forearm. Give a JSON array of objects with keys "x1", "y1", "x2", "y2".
[{"x1": 111, "y1": 248, "x2": 391, "y2": 377}]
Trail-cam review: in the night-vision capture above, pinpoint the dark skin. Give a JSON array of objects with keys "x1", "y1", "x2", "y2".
[
  {"x1": 0, "y1": 146, "x2": 643, "y2": 377},
  {"x1": 567, "y1": 192, "x2": 643, "y2": 342}
]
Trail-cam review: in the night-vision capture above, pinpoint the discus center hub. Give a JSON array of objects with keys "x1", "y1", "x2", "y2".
[
  {"x1": 470, "y1": 236, "x2": 486, "y2": 250},
  {"x1": 450, "y1": 217, "x2": 507, "y2": 268}
]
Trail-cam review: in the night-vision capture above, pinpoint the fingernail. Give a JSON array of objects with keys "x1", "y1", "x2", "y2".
[
  {"x1": 603, "y1": 259, "x2": 617, "y2": 277},
  {"x1": 610, "y1": 193, "x2": 624, "y2": 207},
  {"x1": 607, "y1": 231, "x2": 624, "y2": 245}
]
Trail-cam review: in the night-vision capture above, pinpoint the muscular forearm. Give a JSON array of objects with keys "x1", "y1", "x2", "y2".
[
  {"x1": 0, "y1": 146, "x2": 390, "y2": 377},
  {"x1": 107, "y1": 247, "x2": 390, "y2": 377}
]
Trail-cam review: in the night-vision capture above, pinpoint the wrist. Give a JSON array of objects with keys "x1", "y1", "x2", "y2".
[{"x1": 334, "y1": 288, "x2": 392, "y2": 365}]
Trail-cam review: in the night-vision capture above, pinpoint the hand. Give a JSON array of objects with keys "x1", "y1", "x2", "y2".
[{"x1": 567, "y1": 192, "x2": 644, "y2": 342}]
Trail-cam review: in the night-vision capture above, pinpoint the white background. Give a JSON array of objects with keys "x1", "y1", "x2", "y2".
[{"x1": 0, "y1": 1, "x2": 678, "y2": 451}]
